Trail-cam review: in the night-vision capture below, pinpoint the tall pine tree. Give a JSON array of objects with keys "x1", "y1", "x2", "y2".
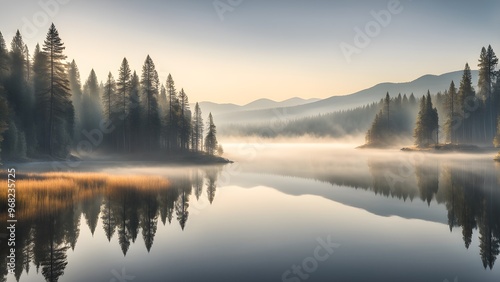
[
  {"x1": 414, "y1": 92, "x2": 439, "y2": 147},
  {"x1": 116, "y1": 58, "x2": 131, "y2": 150},
  {"x1": 81, "y1": 69, "x2": 102, "y2": 135},
  {"x1": 102, "y1": 72, "x2": 116, "y2": 121},
  {"x1": 128, "y1": 71, "x2": 141, "y2": 152},
  {"x1": 444, "y1": 81, "x2": 458, "y2": 143},
  {"x1": 141, "y1": 55, "x2": 161, "y2": 150},
  {"x1": 166, "y1": 74, "x2": 177, "y2": 150},
  {"x1": 192, "y1": 102, "x2": 203, "y2": 152},
  {"x1": 0, "y1": 31, "x2": 8, "y2": 80},
  {"x1": 178, "y1": 88, "x2": 191, "y2": 150},
  {"x1": 68, "y1": 60, "x2": 83, "y2": 140},
  {"x1": 478, "y1": 46, "x2": 498, "y2": 142},
  {"x1": 37, "y1": 24, "x2": 74, "y2": 157},
  {"x1": 457, "y1": 63, "x2": 476, "y2": 144},
  {"x1": 204, "y1": 113, "x2": 218, "y2": 155}
]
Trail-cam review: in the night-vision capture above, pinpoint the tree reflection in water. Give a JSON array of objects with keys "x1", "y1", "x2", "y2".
[
  {"x1": 0, "y1": 160, "x2": 498, "y2": 281},
  {"x1": 0, "y1": 168, "x2": 221, "y2": 282}
]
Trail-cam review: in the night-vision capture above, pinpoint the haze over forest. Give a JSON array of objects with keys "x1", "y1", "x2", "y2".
[
  {"x1": 1, "y1": 2, "x2": 500, "y2": 282},
  {"x1": 1, "y1": 24, "x2": 500, "y2": 162},
  {"x1": 2, "y1": 0, "x2": 500, "y2": 104}
]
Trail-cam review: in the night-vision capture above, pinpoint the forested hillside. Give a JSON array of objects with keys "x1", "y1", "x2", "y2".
[
  {"x1": 220, "y1": 102, "x2": 382, "y2": 138},
  {"x1": 0, "y1": 24, "x2": 221, "y2": 161},
  {"x1": 222, "y1": 45, "x2": 500, "y2": 153},
  {"x1": 366, "y1": 46, "x2": 500, "y2": 148}
]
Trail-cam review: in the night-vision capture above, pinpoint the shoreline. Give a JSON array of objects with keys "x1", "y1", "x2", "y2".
[
  {"x1": 358, "y1": 143, "x2": 500, "y2": 158},
  {"x1": 0, "y1": 152, "x2": 233, "y2": 168}
]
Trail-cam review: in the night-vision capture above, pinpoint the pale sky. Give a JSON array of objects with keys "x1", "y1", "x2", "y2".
[{"x1": 1, "y1": 0, "x2": 499, "y2": 105}]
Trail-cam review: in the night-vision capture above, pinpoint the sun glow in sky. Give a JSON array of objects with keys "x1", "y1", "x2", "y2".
[{"x1": 1, "y1": 0, "x2": 499, "y2": 104}]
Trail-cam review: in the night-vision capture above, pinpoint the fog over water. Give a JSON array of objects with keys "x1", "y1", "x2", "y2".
[{"x1": 3, "y1": 142, "x2": 500, "y2": 282}]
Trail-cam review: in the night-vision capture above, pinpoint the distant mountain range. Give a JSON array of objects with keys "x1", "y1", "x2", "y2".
[
  {"x1": 201, "y1": 70, "x2": 479, "y2": 125},
  {"x1": 193, "y1": 97, "x2": 321, "y2": 118}
]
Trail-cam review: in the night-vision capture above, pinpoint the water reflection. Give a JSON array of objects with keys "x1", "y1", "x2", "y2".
[
  {"x1": 0, "y1": 156, "x2": 499, "y2": 281},
  {"x1": 235, "y1": 151, "x2": 500, "y2": 271},
  {"x1": 0, "y1": 168, "x2": 221, "y2": 282},
  {"x1": 366, "y1": 159, "x2": 500, "y2": 270}
]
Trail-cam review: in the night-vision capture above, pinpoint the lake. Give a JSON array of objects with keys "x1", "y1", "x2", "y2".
[{"x1": 1, "y1": 144, "x2": 500, "y2": 282}]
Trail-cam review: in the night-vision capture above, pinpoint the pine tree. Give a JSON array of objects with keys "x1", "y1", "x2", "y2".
[
  {"x1": 159, "y1": 84, "x2": 167, "y2": 116},
  {"x1": 68, "y1": 60, "x2": 83, "y2": 140},
  {"x1": 178, "y1": 88, "x2": 191, "y2": 150},
  {"x1": 427, "y1": 91, "x2": 439, "y2": 144},
  {"x1": 204, "y1": 113, "x2": 218, "y2": 155},
  {"x1": 384, "y1": 92, "x2": 390, "y2": 123},
  {"x1": 0, "y1": 31, "x2": 8, "y2": 79},
  {"x1": 175, "y1": 189, "x2": 189, "y2": 230},
  {"x1": 128, "y1": 71, "x2": 141, "y2": 152},
  {"x1": 4, "y1": 30, "x2": 32, "y2": 158},
  {"x1": 457, "y1": 63, "x2": 476, "y2": 144},
  {"x1": 414, "y1": 92, "x2": 439, "y2": 147},
  {"x1": 158, "y1": 84, "x2": 167, "y2": 148},
  {"x1": 101, "y1": 72, "x2": 116, "y2": 149},
  {"x1": 81, "y1": 69, "x2": 102, "y2": 135},
  {"x1": 11, "y1": 30, "x2": 25, "y2": 54},
  {"x1": 101, "y1": 196, "x2": 117, "y2": 242},
  {"x1": 37, "y1": 24, "x2": 74, "y2": 157},
  {"x1": 22, "y1": 43, "x2": 36, "y2": 156},
  {"x1": 140, "y1": 194, "x2": 159, "y2": 252},
  {"x1": 409, "y1": 93, "x2": 417, "y2": 106},
  {"x1": 402, "y1": 94, "x2": 409, "y2": 107},
  {"x1": 33, "y1": 43, "x2": 48, "y2": 147},
  {"x1": 444, "y1": 81, "x2": 458, "y2": 143},
  {"x1": 478, "y1": 45, "x2": 498, "y2": 142},
  {"x1": 192, "y1": 102, "x2": 203, "y2": 152},
  {"x1": 141, "y1": 55, "x2": 161, "y2": 150},
  {"x1": 166, "y1": 74, "x2": 177, "y2": 150},
  {"x1": 68, "y1": 60, "x2": 82, "y2": 110},
  {"x1": 83, "y1": 69, "x2": 100, "y2": 101},
  {"x1": 414, "y1": 96, "x2": 427, "y2": 147},
  {"x1": 364, "y1": 92, "x2": 417, "y2": 146},
  {"x1": 487, "y1": 46, "x2": 498, "y2": 140},
  {"x1": 116, "y1": 58, "x2": 131, "y2": 150},
  {"x1": 7, "y1": 31, "x2": 28, "y2": 111},
  {"x1": 39, "y1": 242, "x2": 69, "y2": 282},
  {"x1": 24, "y1": 44, "x2": 31, "y2": 81},
  {"x1": 102, "y1": 72, "x2": 116, "y2": 121},
  {"x1": 206, "y1": 169, "x2": 217, "y2": 204}
]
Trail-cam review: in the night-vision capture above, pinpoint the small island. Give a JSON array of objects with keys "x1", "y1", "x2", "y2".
[
  {"x1": 400, "y1": 144, "x2": 484, "y2": 153},
  {"x1": 360, "y1": 52, "x2": 500, "y2": 160}
]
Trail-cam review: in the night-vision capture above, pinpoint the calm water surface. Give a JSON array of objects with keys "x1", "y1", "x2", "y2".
[{"x1": 1, "y1": 144, "x2": 500, "y2": 282}]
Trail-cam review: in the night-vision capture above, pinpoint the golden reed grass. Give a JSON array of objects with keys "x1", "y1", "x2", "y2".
[{"x1": 0, "y1": 172, "x2": 170, "y2": 220}]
